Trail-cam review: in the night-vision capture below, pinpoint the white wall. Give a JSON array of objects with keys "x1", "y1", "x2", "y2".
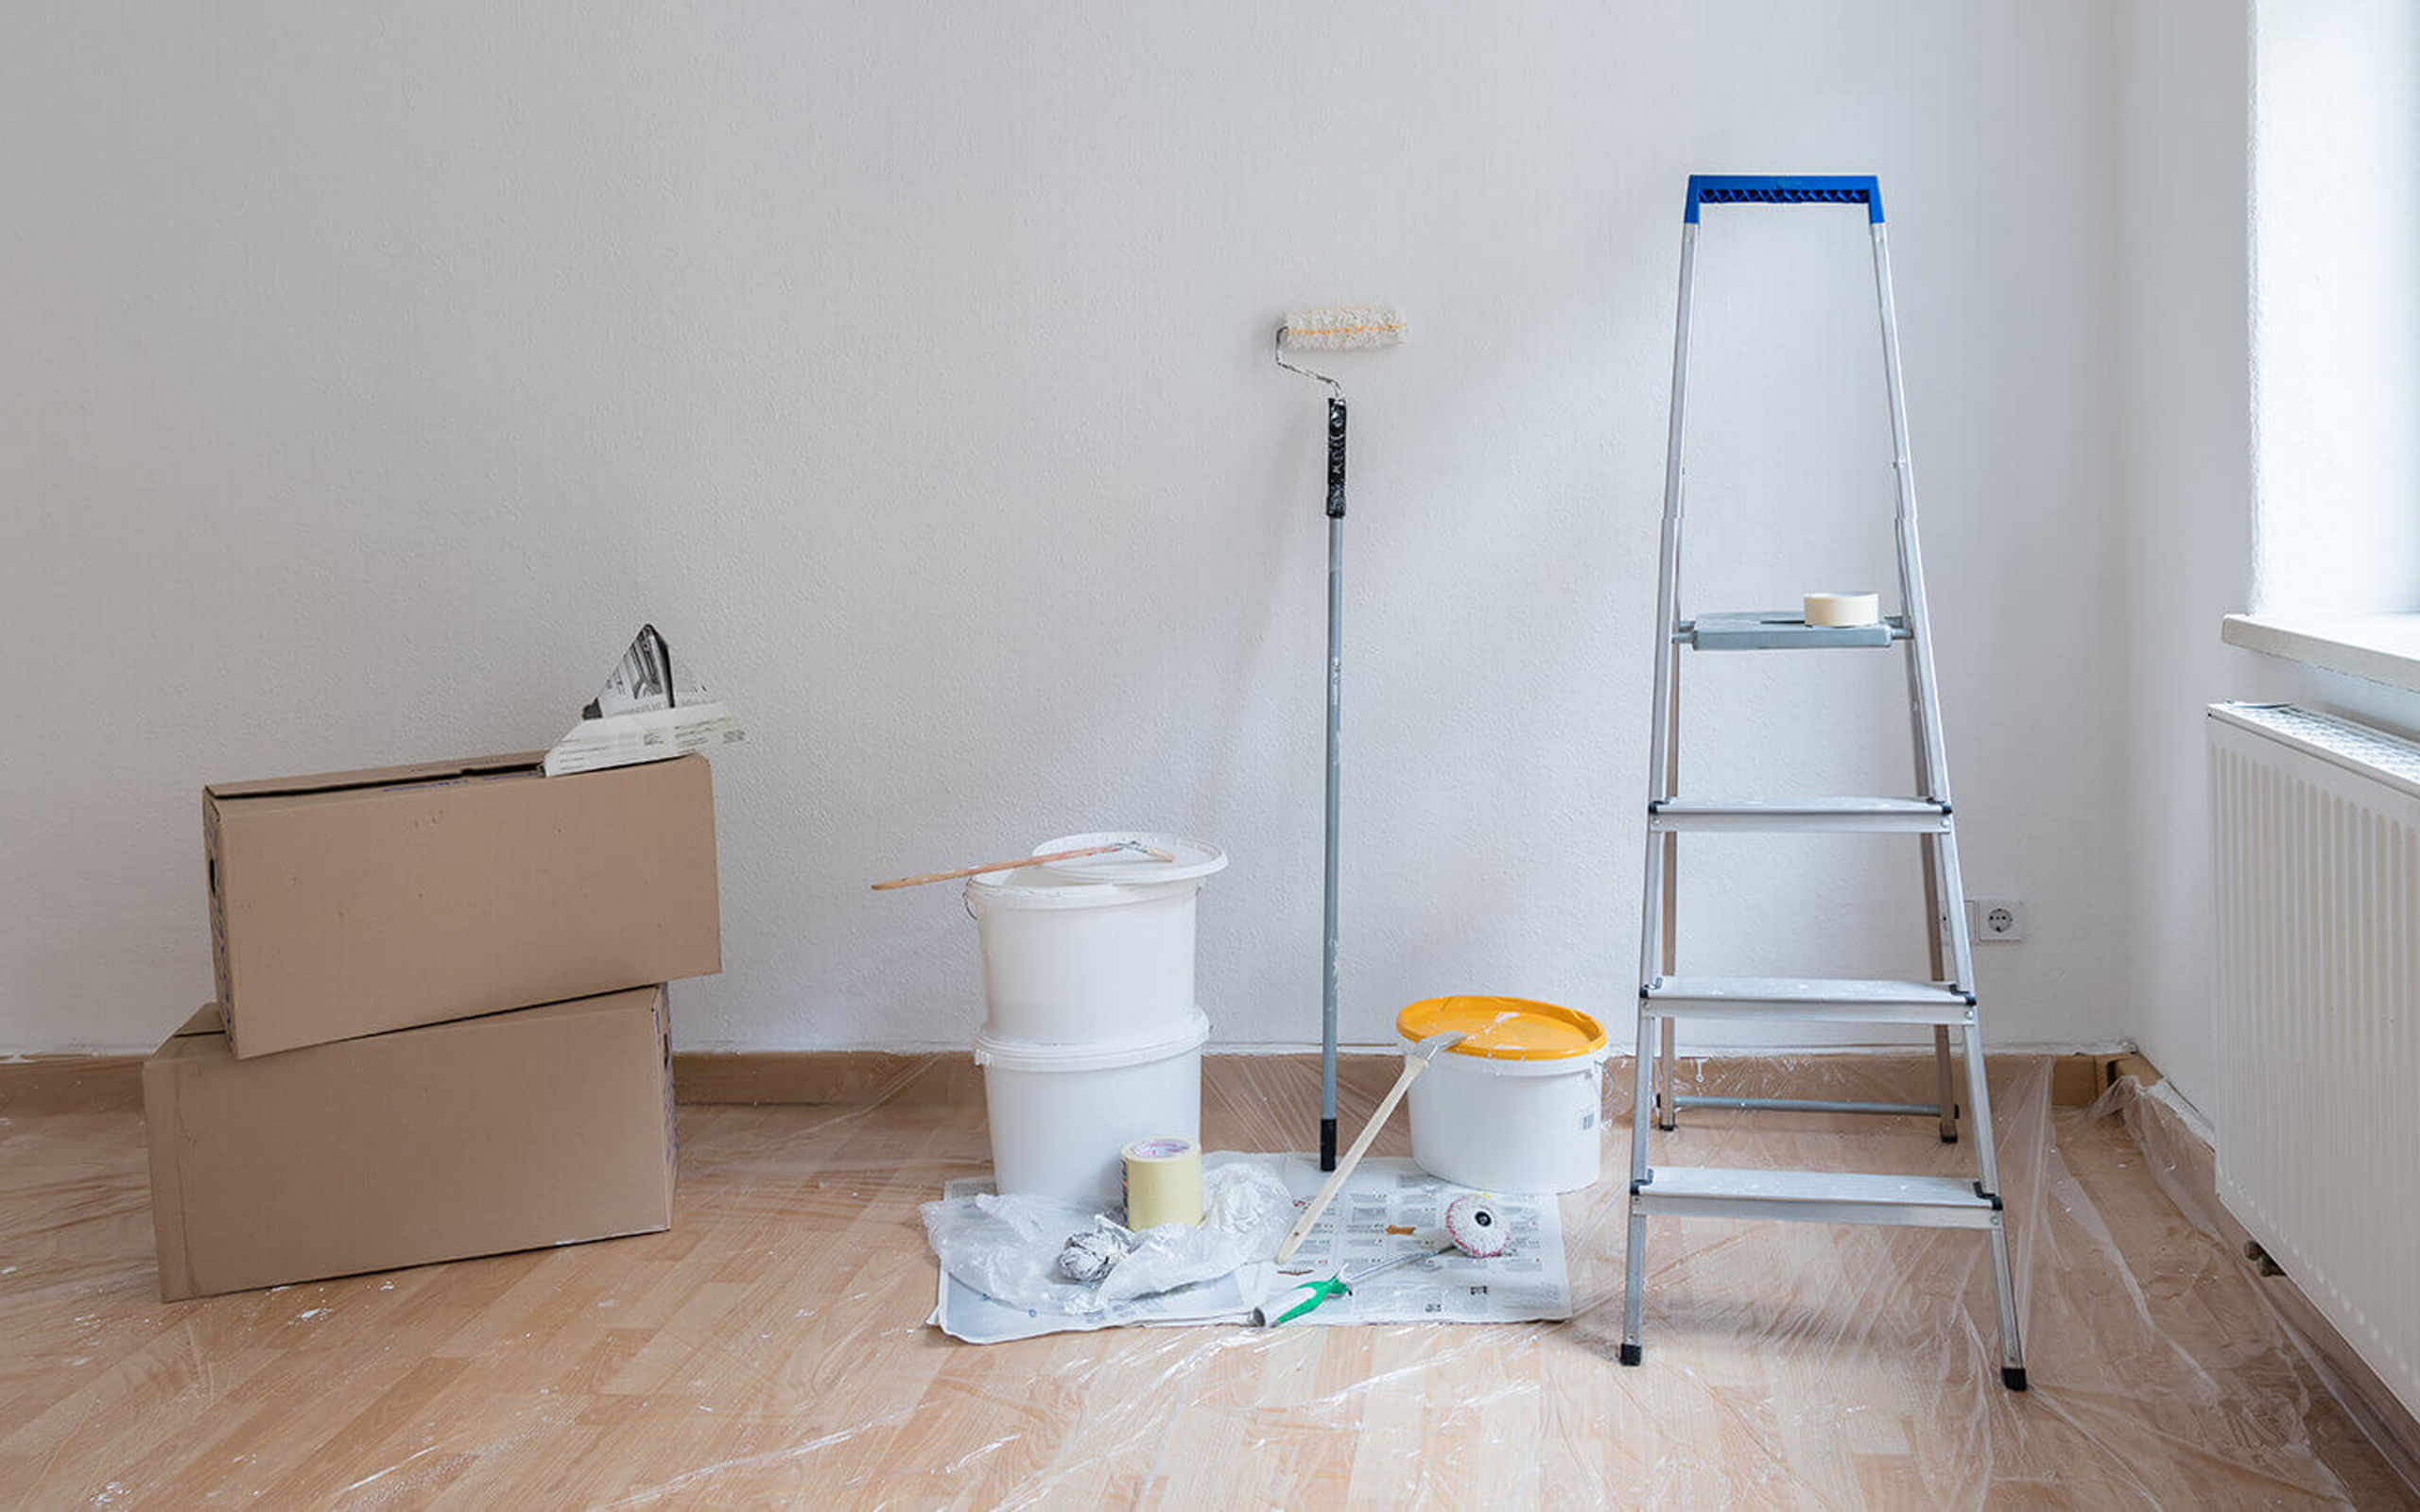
[
  {"x1": 2249, "y1": 0, "x2": 2420, "y2": 618},
  {"x1": 2117, "y1": 0, "x2": 2420, "y2": 1112},
  {"x1": 2, "y1": 3, "x2": 2132, "y2": 1055},
  {"x1": 2114, "y1": 0, "x2": 2256, "y2": 1112}
]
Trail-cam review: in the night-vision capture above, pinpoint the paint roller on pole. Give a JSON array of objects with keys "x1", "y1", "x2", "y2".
[{"x1": 1274, "y1": 303, "x2": 1406, "y2": 1172}]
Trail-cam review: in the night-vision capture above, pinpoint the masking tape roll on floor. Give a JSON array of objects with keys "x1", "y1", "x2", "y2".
[
  {"x1": 1121, "y1": 1136, "x2": 1203, "y2": 1228},
  {"x1": 1804, "y1": 591, "x2": 1880, "y2": 627}
]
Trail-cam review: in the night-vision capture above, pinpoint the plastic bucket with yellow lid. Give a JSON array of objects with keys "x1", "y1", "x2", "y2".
[{"x1": 1396, "y1": 996, "x2": 1609, "y2": 1194}]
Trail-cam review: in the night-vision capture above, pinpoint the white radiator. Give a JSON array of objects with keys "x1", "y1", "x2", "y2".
[{"x1": 2209, "y1": 701, "x2": 2420, "y2": 1418}]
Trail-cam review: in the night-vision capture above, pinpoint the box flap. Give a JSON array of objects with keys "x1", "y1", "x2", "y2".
[
  {"x1": 172, "y1": 1005, "x2": 226, "y2": 1040},
  {"x1": 205, "y1": 752, "x2": 547, "y2": 801}
]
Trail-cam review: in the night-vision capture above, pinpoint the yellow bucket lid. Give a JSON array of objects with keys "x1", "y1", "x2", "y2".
[{"x1": 1395, "y1": 996, "x2": 1607, "y2": 1061}]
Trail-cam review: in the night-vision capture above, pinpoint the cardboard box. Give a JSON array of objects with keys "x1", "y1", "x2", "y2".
[
  {"x1": 144, "y1": 986, "x2": 677, "y2": 1301},
  {"x1": 206, "y1": 751, "x2": 718, "y2": 1057}
]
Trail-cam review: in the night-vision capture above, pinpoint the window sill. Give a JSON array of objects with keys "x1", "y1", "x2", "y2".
[{"x1": 2222, "y1": 612, "x2": 2420, "y2": 695}]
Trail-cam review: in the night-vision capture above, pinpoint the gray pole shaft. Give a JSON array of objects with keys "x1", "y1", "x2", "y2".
[{"x1": 1322, "y1": 515, "x2": 1343, "y2": 1160}]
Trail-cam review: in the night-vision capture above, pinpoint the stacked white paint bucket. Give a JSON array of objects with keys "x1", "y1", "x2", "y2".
[{"x1": 965, "y1": 833, "x2": 1226, "y2": 1206}]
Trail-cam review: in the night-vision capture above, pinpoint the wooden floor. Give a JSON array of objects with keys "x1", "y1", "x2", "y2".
[{"x1": 3, "y1": 1055, "x2": 2414, "y2": 1508}]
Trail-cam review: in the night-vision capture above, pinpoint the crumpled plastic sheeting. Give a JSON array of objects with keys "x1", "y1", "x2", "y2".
[
  {"x1": 2, "y1": 1053, "x2": 2415, "y2": 1506},
  {"x1": 920, "y1": 1157, "x2": 1293, "y2": 1314}
]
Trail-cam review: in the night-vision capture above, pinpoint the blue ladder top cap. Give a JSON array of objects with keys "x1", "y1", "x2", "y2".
[{"x1": 1685, "y1": 175, "x2": 1883, "y2": 224}]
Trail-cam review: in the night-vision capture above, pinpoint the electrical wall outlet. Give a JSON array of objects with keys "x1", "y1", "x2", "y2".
[{"x1": 1966, "y1": 898, "x2": 2027, "y2": 943}]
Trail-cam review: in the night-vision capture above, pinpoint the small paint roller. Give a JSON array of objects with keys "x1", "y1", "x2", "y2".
[{"x1": 1444, "y1": 1194, "x2": 1510, "y2": 1258}]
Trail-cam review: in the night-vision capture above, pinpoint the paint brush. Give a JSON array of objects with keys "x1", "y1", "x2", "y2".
[
  {"x1": 872, "y1": 839, "x2": 1178, "y2": 891},
  {"x1": 1275, "y1": 1029, "x2": 1468, "y2": 1263}
]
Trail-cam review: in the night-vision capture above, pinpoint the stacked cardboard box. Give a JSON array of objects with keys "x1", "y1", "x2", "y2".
[{"x1": 146, "y1": 751, "x2": 721, "y2": 1299}]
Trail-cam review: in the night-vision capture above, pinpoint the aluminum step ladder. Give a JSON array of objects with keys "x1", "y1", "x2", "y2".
[{"x1": 1618, "y1": 175, "x2": 2027, "y2": 1391}]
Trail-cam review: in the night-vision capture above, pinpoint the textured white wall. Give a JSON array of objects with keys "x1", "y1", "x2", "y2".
[
  {"x1": 2119, "y1": 0, "x2": 2420, "y2": 1112},
  {"x1": 1, "y1": 3, "x2": 2130, "y2": 1055},
  {"x1": 2115, "y1": 0, "x2": 2255, "y2": 1113}
]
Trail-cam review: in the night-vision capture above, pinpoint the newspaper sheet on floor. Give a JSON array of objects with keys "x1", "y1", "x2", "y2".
[{"x1": 930, "y1": 1155, "x2": 1569, "y2": 1343}]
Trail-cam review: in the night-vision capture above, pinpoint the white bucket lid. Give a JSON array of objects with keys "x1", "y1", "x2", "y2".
[
  {"x1": 974, "y1": 1007, "x2": 1210, "y2": 1072},
  {"x1": 963, "y1": 869, "x2": 1205, "y2": 911},
  {"x1": 1031, "y1": 832, "x2": 1227, "y2": 884}
]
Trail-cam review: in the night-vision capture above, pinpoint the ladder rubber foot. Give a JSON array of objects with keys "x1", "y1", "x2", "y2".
[
  {"x1": 1939, "y1": 1131, "x2": 1960, "y2": 1144},
  {"x1": 1657, "y1": 1118, "x2": 1676, "y2": 1132},
  {"x1": 2001, "y1": 1366, "x2": 2029, "y2": 1392},
  {"x1": 1618, "y1": 1343, "x2": 1643, "y2": 1367}
]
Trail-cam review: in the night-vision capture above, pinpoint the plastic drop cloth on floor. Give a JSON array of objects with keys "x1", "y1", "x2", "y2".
[
  {"x1": 919, "y1": 1156, "x2": 1298, "y2": 1325},
  {"x1": 925, "y1": 1155, "x2": 1573, "y2": 1342},
  {"x1": 2, "y1": 1054, "x2": 2415, "y2": 1506}
]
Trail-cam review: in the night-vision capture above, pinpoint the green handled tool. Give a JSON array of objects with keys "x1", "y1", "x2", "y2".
[{"x1": 1254, "y1": 1244, "x2": 1454, "y2": 1328}]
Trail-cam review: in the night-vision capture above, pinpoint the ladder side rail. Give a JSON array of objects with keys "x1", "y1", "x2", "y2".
[
  {"x1": 1657, "y1": 665, "x2": 1681, "y2": 1129},
  {"x1": 1636, "y1": 222, "x2": 1700, "y2": 1041},
  {"x1": 1869, "y1": 225, "x2": 1955, "y2": 810},
  {"x1": 1643, "y1": 226, "x2": 1699, "y2": 833},
  {"x1": 1907, "y1": 593, "x2": 1959, "y2": 1138},
  {"x1": 1874, "y1": 220, "x2": 2023, "y2": 1377},
  {"x1": 1948, "y1": 846, "x2": 2025, "y2": 1380},
  {"x1": 1942, "y1": 838, "x2": 2007, "y2": 1187},
  {"x1": 1626, "y1": 218, "x2": 1701, "y2": 1365},
  {"x1": 1872, "y1": 224, "x2": 1973, "y2": 1143}
]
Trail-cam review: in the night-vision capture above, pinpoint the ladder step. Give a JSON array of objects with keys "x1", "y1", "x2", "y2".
[
  {"x1": 1681, "y1": 611, "x2": 1907, "y2": 650},
  {"x1": 1650, "y1": 797, "x2": 1949, "y2": 833},
  {"x1": 1634, "y1": 1166, "x2": 2001, "y2": 1229},
  {"x1": 1644, "y1": 975, "x2": 1975, "y2": 1024},
  {"x1": 1671, "y1": 1094, "x2": 1945, "y2": 1119}
]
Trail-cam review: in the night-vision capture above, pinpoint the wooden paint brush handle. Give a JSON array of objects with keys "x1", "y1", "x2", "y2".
[
  {"x1": 871, "y1": 842, "x2": 1177, "y2": 891},
  {"x1": 1275, "y1": 1057, "x2": 1431, "y2": 1263}
]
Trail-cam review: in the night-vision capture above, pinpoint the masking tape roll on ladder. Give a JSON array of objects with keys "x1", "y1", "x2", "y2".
[
  {"x1": 1804, "y1": 591, "x2": 1881, "y2": 627},
  {"x1": 1121, "y1": 1136, "x2": 1203, "y2": 1228}
]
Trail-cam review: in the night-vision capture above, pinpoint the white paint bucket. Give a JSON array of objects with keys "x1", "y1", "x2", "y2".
[
  {"x1": 975, "y1": 1009, "x2": 1208, "y2": 1207},
  {"x1": 963, "y1": 833, "x2": 1223, "y2": 1044},
  {"x1": 1398, "y1": 997, "x2": 1610, "y2": 1194}
]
